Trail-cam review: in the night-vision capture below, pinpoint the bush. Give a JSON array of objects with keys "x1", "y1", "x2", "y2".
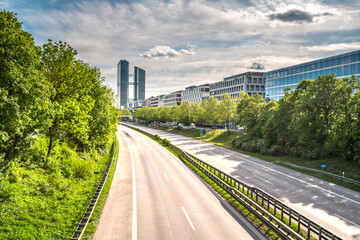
[
  {"x1": 154, "y1": 134, "x2": 161, "y2": 140},
  {"x1": 268, "y1": 145, "x2": 283, "y2": 156},
  {"x1": 162, "y1": 138, "x2": 171, "y2": 146},
  {"x1": 301, "y1": 147, "x2": 324, "y2": 160}
]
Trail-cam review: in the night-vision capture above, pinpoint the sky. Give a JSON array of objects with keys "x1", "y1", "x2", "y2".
[{"x1": 2, "y1": 0, "x2": 360, "y2": 98}]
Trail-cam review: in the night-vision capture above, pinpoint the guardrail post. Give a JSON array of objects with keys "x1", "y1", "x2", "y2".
[
  {"x1": 274, "y1": 200, "x2": 277, "y2": 215},
  {"x1": 261, "y1": 191, "x2": 264, "y2": 207},
  {"x1": 307, "y1": 219, "x2": 311, "y2": 239},
  {"x1": 319, "y1": 227, "x2": 322, "y2": 240},
  {"x1": 281, "y1": 205, "x2": 284, "y2": 221},
  {"x1": 297, "y1": 214, "x2": 301, "y2": 232},
  {"x1": 289, "y1": 209, "x2": 292, "y2": 226}
]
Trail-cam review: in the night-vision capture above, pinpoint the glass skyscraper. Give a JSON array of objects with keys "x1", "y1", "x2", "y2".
[
  {"x1": 134, "y1": 66, "x2": 145, "y2": 101},
  {"x1": 117, "y1": 60, "x2": 129, "y2": 106},
  {"x1": 266, "y1": 50, "x2": 360, "y2": 100}
]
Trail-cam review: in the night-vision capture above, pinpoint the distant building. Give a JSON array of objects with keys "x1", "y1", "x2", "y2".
[
  {"x1": 117, "y1": 60, "x2": 129, "y2": 106},
  {"x1": 134, "y1": 66, "x2": 146, "y2": 101},
  {"x1": 210, "y1": 72, "x2": 266, "y2": 100},
  {"x1": 164, "y1": 91, "x2": 182, "y2": 106},
  {"x1": 266, "y1": 50, "x2": 360, "y2": 100},
  {"x1": 149, "y1": 95, "x2": 164, "y2": 107},
  {"x1": 126, "y1": 99, "x2": 143, "y2": 112},
  {"x1": 181, "y1": 84, "x2": 210, "y2": 103}
]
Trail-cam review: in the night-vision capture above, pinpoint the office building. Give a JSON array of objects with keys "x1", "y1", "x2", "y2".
[
  {"x1": 210, "y1": 72, "x2": 266, "y2": 100},
  {"x1": 266, "y1": 50, "x2": 360, "y2": 100},
  {"x1": 181, "y1": 84, "x2": 210, "y2": 103},
  {"x1": 117, "y1": 60, "x2": 129, "y2": 106},
  {"x1": 164, "y1": 91, "x2": 182, "y2": 106},
  {"x1": 126, "y1": 99, "x2": 143, "y2": 112},
  {"x1": 149, "y1": 95, "x2": 164, "y2": 107},
  {"x1": 134, "y1": 66, "x2": 146, "y2": 101}
]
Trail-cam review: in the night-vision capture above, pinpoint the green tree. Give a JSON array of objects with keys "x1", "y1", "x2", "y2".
[
  {"x1": 177, "y1": 101, "x2": 191, "y2": 125},
  {"x1": 38, "y1": 40, "x2": 99, "y2": 154},
  {"x1": 190, "y1": 102, "x2": 205, "y2": 124},
  {"x1": 203, "y1": 97, "x2": 221, "y2": 126},
  {"x1": 0, "y1": 10, "x2": 51, "y2": 164},
  {"x1": 219, "y1": 93, "x2": 237, "y2": 130}
]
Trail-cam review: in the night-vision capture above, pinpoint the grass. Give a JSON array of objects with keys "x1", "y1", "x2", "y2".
[
  {"x1": 164, "y1": 127, "x2": 360, "y2": 193},
  {"x1": 0, "y1": 136, "x2": 116, "y2": 240},
  {"x1": 81, "y1": 136, "x2": 119, "y2": 239}
]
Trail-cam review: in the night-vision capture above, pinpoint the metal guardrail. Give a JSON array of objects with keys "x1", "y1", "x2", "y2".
[
  {"x1": 284, "y1": 162, "x2": 360, "y2": 186},
  {"x1": 123, "y1": 123, "x2": 342, "y2": 240},
  {"x1": 70, "y1": 140, "x2": 117, "y2": 240}
]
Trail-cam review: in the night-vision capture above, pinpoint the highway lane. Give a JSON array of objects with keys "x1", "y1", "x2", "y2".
[
  {"x1": 128, "y1": 123, "x2": 360, "y2": 240},
  {"x1": 93, "y1": 125, "x2": 265, "y2": 240}
]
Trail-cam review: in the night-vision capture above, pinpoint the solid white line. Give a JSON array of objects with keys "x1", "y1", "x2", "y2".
[
  {"x1": 334, "y1": 214, "x2": 360, "y2": 227},
  {"x1": 182, "y1": 206, "x2": 195, "y2": 231},
  {"x1": 255, "y1": 175, "x2": 273, "y2": 184},
  {"x1": 215, "y1": 148, "x2": 360, "y2": 205},
  {"x1": 121, "y1": 131, "x2": 137, "y2": 240},
  {"x1": 164, "y1": 172, "x2": 170, "y2": 182}
]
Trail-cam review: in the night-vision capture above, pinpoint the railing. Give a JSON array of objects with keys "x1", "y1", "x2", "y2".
[
  {"x1": 123, "y1": 123, "x2": 342, "y2": 240},
  {"x1": 285, "y1": 162, "x2": 360, "y2": 186},
  {"x1": 70, "y1": 140, "x2": 117, "y2": 240}
]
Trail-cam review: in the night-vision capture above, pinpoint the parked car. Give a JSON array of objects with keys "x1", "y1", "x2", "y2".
[{"x1": 189, "y1": 123, "x2": 196, "y2": 129}]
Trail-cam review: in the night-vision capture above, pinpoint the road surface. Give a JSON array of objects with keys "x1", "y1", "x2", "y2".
[
  {"x1": 127, "y1": 123, "x2": 360, "y2": 240},
  {"x1": 93, "y1": 125, "x2": 265, "y2": 240}
]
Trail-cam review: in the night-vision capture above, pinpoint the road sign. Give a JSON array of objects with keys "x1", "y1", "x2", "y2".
[{"x1": 200, "y1": 129, "x2": 203, "y2": 137}]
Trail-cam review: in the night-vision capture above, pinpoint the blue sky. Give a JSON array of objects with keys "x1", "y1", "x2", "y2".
[{"x1": 2, "y1": 0, "x2": 360, "y2": 98}]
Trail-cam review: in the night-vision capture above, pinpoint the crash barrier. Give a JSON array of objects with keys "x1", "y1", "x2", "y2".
[
  {"x1": 70, "y1": 140, "x2": 117, "y2": 240},
  {"x1": 285, "y1": 162, "x2": 360, "y2": 186},
  {"x1": 122, "y1": 123, "x2": 342, "y2": 240}
]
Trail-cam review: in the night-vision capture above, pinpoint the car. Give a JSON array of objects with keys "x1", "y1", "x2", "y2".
[{"x1": 189, "y1": 123, "x2": 196, "y2": 129}]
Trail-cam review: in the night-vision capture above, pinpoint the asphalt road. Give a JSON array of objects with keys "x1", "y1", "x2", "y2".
[
  {"x1": 93, "y1": 125, "x2": 265, "y2": 240},
  {"x1": 127, "y1": 123, "x2": 360, "y2": 240}
]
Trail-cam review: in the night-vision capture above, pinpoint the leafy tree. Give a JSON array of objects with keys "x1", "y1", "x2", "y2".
[
  {"x1": 190, "y1": 102, "x2": 206, "y2": 124},
  {"x1": 177, "y1": 101, "x2": 191, "y2": 125},
  {"x1": 219, "y1": 93, "x2": 237, "y2": 130},
  {"x1": 203, "y1": 97, "x2": 221, "y2": 126},
  {"x1": 0, "y1": 10, "x2": 51, "y2": 164},
  {"x1": 237, "y1": 91, "x2": 265, "y2": 138}
]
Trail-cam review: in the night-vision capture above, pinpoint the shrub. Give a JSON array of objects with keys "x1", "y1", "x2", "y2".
[
  {"x1": 154, "y1": 134, "x2": 161, "y2": 140},
  {"x1": 162, "y1": 138, "x2": 171, "y2": 146}
]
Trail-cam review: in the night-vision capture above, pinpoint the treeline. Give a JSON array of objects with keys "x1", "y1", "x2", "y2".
[
  {"x1": 134, "y1": 93, "x2": 238, "y2": 127},
  {"x1": 0, "y1": 10, "x2": 118, "y2": 168},
  {"x1": 134, "y1": 74, "x2": 360, "y2": 162},
  {"x1": 236, "y1": 74, "x2": 360, "y2": 162}
]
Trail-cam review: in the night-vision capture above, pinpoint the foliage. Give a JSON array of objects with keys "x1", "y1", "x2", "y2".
[{"x1": 0, "y1": 10, "x2": 52, "y2": 165}]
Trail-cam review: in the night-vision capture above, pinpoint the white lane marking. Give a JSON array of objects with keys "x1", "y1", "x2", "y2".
[
  {"x1": 121, "y1": 131, "x2": 137, "y2": 240},
  {"x1": 164, "y1": 172, "x2": 170, "y2": 182},
  {"x1": 255, "y1": 175, "x2": 273, "y2": 185},
  {"x1": 181, "y1": 206, "x2": 195, "y2": 231},
  {"x1": 215, "y1": 148, "x2": 360, "y2": 205},
  {"x1": 334, "y1": 214, "x2": 360, "y2": 227}
]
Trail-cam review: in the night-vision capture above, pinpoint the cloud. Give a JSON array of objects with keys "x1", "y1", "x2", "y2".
[
  {"x1": 140, "y1": 45, "x2": 196, "y2": 59},
  {"x1": 301, "y1": 42, "x2": 360, "y2": 51},
  {"x1": 269, "y1": 9, "x2": 314, "y2": 23},
  {"x1": 248, "y1": 62, "x2": 265, "y2": 70}
]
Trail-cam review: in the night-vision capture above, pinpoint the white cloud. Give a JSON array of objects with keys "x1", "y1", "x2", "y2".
[
  {"x1": 301, "y1": 42, "x2": 360, "y2": 51},
  {"x1": 140, "y1": 45, "x2": 196, "y2": 59}
]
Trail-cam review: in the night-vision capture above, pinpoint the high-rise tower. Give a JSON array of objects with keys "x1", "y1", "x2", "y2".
[
  {"x1": 117, "y1": 60, "x2": 129, "y2": 106},
  {"x1": 134, "y1": 66, "x2": 146, "y2": 101}
]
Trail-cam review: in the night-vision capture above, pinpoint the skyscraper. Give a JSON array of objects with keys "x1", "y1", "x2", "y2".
[
  {"x1": 117, "y1": 60, "x2": 129, "y2": 106},
  {"x1": 134, "y1": 66, "x2": 146, "y2": 101}
]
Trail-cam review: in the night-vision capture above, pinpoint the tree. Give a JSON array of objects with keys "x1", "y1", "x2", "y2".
[
  {"x1": 0, "y1": 10, "x2": 51, "y2": 164},
  {"x1": 177, "y1": 101, "x2": 191, "y2": 125},
  {"x1": 38, "y1": 40, "x2": 101, "y2": 154},
  {"x1": 203, "y1": 97, "x2": 221, "y2": 126},
  {"x1": 190, "y1": 102, "x2": 205, "y2": 124},
  {"x1": 237, "y1": 91, "x2": 265, "y2": 138},
  {"x1": 219, "y1": 93, "x2": 237, "y2": 130}
]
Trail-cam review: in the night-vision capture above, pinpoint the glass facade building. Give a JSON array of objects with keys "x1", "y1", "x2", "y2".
[
  {"x1": 134, "y1": 66, "x2": 146, "y2": 101},
  {"x1": 117, "y1": 60, "x2": 129, "y2": 106},
  {"x1": 266, "y1": 50, "x2": 360, "y2": 100}
]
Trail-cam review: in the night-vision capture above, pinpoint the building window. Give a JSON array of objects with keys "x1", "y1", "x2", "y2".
[{"x1": 248, "y1": 78, "x2": 252, "y2": 83}]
